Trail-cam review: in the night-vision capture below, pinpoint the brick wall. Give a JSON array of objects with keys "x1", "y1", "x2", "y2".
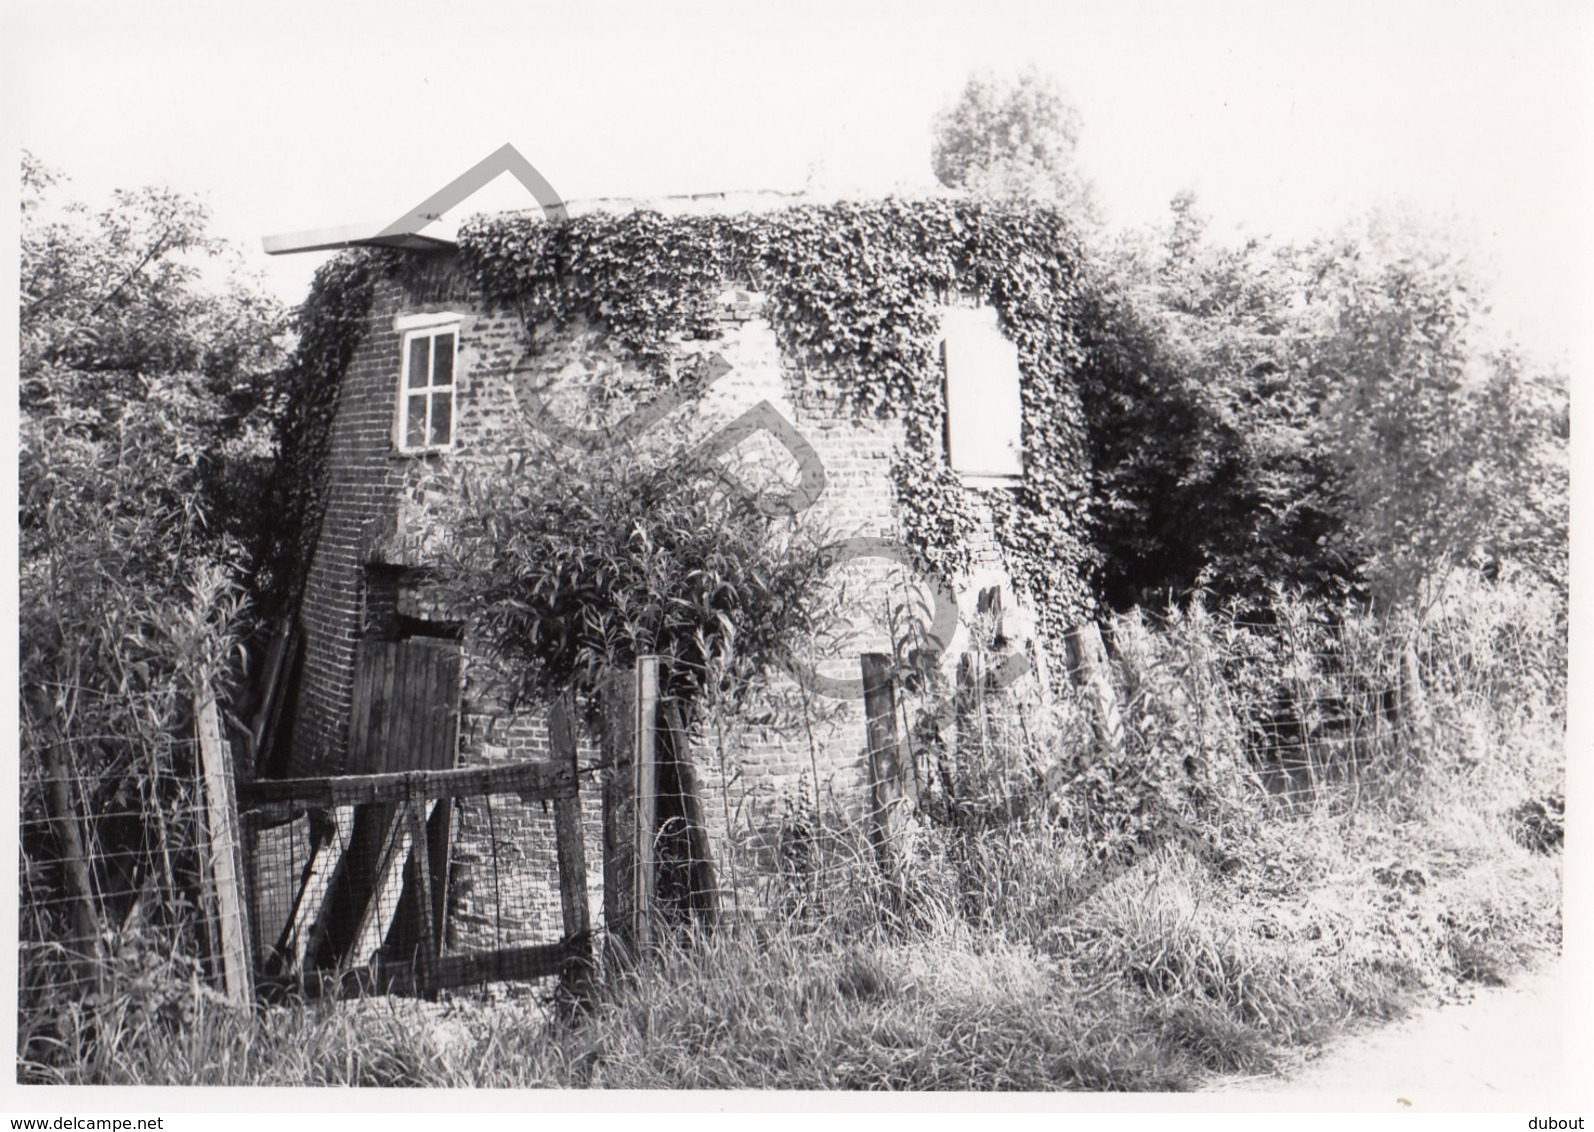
[
  {"x1": 290, "y1": 274, "x2": 410, "y2": 775},
  {"x1": 289, "y1": 251, "x2": 1045, "y2": 944}
]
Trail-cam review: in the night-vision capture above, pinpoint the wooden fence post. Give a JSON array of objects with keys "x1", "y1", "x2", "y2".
[
  {"x1": 1397, "y1": 642, "x2": 1433, "y2": 745},
  {"x1": 600, "y1": 667, "x2": 635, "y2": 969},
  {"x1": 861, "y1": 653, "x2": 903, "y2": 877},
  {"x1": 196, "y1": 694, "x2": 254, "y2": 1004},
  {"x1": 402, "y1": 796, "x2": 435, "y2": 997},
  {"x1": 660, "y1": 700, "x2": 721, "y2": 930},
  {"x1": 548, "y1": 695, "x2": 593, "y2": 999},
  {"x1": 632, "y1": 657, "x2": 659, "y2": 954},
  {"x1": 600, "y1": 658, "x2": 659, "y2": 967},
  {"x1": 1063, "y1": 623, "x2": 1124, "y2": 754}
]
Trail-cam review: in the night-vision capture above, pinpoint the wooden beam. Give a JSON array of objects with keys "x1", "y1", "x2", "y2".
[
  {"x1": 283, "y1": 807, "x2": 355, "y2": 974},
  {"x1": 428, "y1": 942, "x2": 570, "y2": 988},
  {"x1": 601, "y1": 667, "x2": 638, "y2": 968},
  {"x1": 633, "y1": 657, "x2": 659, "y2": 954},
  {"x1": 426, "y1": 800, "x2": 454, "y2": 960},
  {"x1": 403, "y1": 800, "x2": 436, "y2": 996},
  {"x1": 661, "y1": 699, "x2": 720, "y2": 929},
  {"x1": 237, "y1": 759, "x2": 575, "y2": 817},
  {"x1": 549, "y1": 696, "x2": 594, "y2": 1002},
  {"x1": 861, "y1": 653, "x2": 905, "y2": 881},
  {"x1": 344, "y1": 807, "x2": 409, "y2": 969},
  {"x1": 197, "y1": 694, "x2": 254, "y2": 1004},
  {"x1": 1063, "y1": 623, "x2": 1123, "y2": 754},
  {"x1": 249, "y1": 621, "x2": 294, "y2": 773},
  {"x1": 548, "y1": 698, "x2": 592, "y2": 943}
]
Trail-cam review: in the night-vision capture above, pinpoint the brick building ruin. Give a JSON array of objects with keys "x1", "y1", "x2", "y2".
[{"x1": 249, "y1": 191, "x2": 1078, "y2": 982}]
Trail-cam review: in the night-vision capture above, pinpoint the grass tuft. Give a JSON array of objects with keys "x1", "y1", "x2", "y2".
[{"x1": 20, "y1": 575, "x2": 1563, "y2": 1090}]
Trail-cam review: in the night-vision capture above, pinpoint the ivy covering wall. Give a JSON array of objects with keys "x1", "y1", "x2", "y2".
[
  {"x1": 257, "y1": 250, "x2": 383, "y2": 610},
  {"x1": 268, "y1": 200, "x2": 1107, "y2": 653}
]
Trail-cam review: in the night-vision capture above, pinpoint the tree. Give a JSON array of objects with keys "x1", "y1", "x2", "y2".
[
  {"x1": 1081, "y1": 191, "x2": 1343, "y2": 612},
  {"x1": 931, "y1": 67, "x2": 1099, "y2": 223},
  {"x1": 1079, "y1": 193, "x2": 1567, "y2": 616},
  {"x1": 19, "y1": 153, "x2": 286, "y2": 1011},
  {"x1": 1302, "y1": 212, "x2": 1569, "y2": 611}
]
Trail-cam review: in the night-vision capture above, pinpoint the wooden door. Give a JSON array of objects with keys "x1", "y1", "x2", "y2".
[
  {"x1": 347, "y1": 637, "x2": 462, "y2": 774},
  {"x1": 340, "y1": 636, "x2": 462, "y2": 988}
]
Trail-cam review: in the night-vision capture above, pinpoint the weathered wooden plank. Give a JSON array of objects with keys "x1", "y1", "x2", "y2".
[
  {"x1": 346, "y1": 663, "x2": 366, "y2": 775},
  {"x1": 367, "y1": 641, "x2": 398, "y2": 773},
  {"x1": 423, "y1": 642, "x2": 453, "y2": 770},
  {"x1": 381, "y1": 640, "x2": 407, "y2": 773},
  {"x1": 398, "y1": 639, "x2": 426, "y2": 771},
  {"x1": 284, "y1": 807, "x2": 355, "y2": 973},
  {"x1": 197, "y1": 694, "x2": 254, "y2": 1004},
  {"x1": 549, "y1": 697, "x2": 591, "y2": 944},
  {"x1": 408, "y1": 643, "x2": 434, "y2": 774},
  {"x1": 633, "y1": 657, "x2": 659, "y2": 953},
  {"x1": 861, "y1": 653, "x2": 902, "y2": 878},
  {"x1": 403, "y1": 800, "x2": 436, "y2": 994},
  {"x1": 255, "y1": 632, "x2": 302, "y2": 779},
  {"x1": 436, "y1": 645, "x2": 462, "y2": 769},
  {"x1": 662, "y1": 699, "x2": 720, "y2": 928},
  {"x1": 427, "y1": 799, "x2": 454, "y2": 955},
  {"x1": 344, "y1": 808, "x2": 406, "y2": 968},
  {"x1": 601, "y1": 667, "x2": 637, "y2": 968},
  {"x1": 430, "y1": 942, "x2": 570, "y2": 988},
  {"x1": 347, "y1": 799, "x2": 438, "y2": 969},
  {"x1": 368, "y1": 644, "x2": 389, "y2": 767},
  {"x1": 249, "y1": 621, "x2": 293, "y2": 766},
  {"x1": 347, "y1": 641, "x2": 376, "y2": 774},
  {"x1": 237, "y1": 759, "x2": 577, "y2": 813},
  {"x1": 1063, "y1": 622, "x2": 1123, "y2": 754}
]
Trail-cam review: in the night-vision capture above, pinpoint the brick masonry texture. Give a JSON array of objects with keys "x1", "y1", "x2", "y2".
[{"x1": 288, "y1": 252, "x2": 1044, "y2": 945}]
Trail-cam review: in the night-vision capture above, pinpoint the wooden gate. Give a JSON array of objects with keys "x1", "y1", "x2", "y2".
[
  {"x1": 240, "y1": 640, "x2": 593, "y2": 1000},
  {"x1": 239, "y1": 756, "x2": 591, "y2": 999}
]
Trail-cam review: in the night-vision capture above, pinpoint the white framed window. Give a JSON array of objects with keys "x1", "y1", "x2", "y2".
[
  {"x1": 941, "y1": 305, "x2": 1024, "y2": 483},
  {"x1": 396, "y1": 321, "x2": 458, "y2": 452}
]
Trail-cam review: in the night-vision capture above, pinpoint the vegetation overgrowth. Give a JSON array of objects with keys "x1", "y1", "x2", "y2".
[
  {"x1": 21, "y1": 574, "x2": 1563, "y2": 1089},
  {"x1": 17, "y1": 84, "x2": 1568, "y2": 1085}
]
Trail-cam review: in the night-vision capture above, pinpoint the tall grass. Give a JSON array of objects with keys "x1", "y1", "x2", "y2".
[{"x1": 20, "y1": 573, "x2": 1564, "y2": 1089}]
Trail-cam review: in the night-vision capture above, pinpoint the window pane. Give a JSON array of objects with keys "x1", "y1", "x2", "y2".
[
  {"x1": 406, "y1": 394, "x2": 428, "y2": 448},
  {"x1": 432, "y1": 333, "x2": 455, "y2": 387},
  {"x1": 430, "y1": 392, "x2": 452, "y2": 447},
  {"x1": 407, "y1": 336, "x2": 430, "y2": 388},
  {"x1": 942, "y1": 307, "x2": 1024, "y2": 478}
]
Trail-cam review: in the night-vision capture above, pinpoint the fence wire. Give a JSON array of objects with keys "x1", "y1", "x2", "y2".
[
  {"x1": 243, "y1": 780, "x2": 598, "y2": 1001},
  {"x1": 19, "y1": 736, "x2": 222, "y2": 1035},
  {"x1": 19, "y1": 583, "x2": 1564, "y2": 1023}
]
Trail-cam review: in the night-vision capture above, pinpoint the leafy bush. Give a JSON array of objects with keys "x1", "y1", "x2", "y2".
[
  {"x1": 1080, "y1": 195, "x2": 1568, "y2": 617},
  {"x1": 419, "y1": 414, "x2": 836, "y2": 712},
  {"x1": 18, "y1": 154, "x2": 280, "y2": 1064}
]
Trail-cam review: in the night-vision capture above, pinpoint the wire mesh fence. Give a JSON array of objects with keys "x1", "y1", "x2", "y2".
[
  {"x1": 18, "y1": 577, "x2": 1564, "y2": 1033},
  {"x1": 632, "y1": 582, "x2": 1566, "y2": 941},
  {"x1": 238, "y1": 755, "x2": 594, "y2": 1003},
  {"x1": 19, "y1": 725, "x2": 225, "y2": 1050}
]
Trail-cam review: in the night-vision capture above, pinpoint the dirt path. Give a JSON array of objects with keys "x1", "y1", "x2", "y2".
[{"x1": 1205, "y1": 958, "x2": 1581, "y2": 1108}]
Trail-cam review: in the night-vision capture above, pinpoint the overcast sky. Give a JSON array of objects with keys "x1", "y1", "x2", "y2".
[{"x1": 4, "y1": 0, "x2": 1592, "y2": 361}]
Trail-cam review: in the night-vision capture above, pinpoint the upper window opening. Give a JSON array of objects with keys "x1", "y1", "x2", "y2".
[
  {"x1": 397, "y1": 322, "x2": 458, "y2": 452},
  {"x1": 941, "y1": 306, "x2": 1024, "y2": 483}
]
